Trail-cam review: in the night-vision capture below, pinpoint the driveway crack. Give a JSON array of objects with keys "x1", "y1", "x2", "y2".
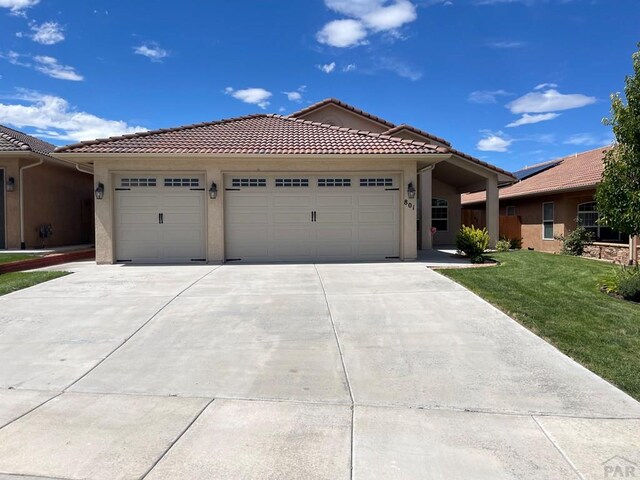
[
  {"x1": 313, "y1": 264, "x2": 355, "y2": 479},
  {"x1": 62, "y1": 266, "x2": 223, "y2": 392}
]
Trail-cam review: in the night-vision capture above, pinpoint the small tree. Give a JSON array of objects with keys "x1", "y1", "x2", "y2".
[{"x1": 596, "y1": 44, "x2": 640, "y2": 264}]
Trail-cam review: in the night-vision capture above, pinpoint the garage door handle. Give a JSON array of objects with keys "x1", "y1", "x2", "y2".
[{"x1": 159, "y1": 213, "x2": 164, "y2": 224}]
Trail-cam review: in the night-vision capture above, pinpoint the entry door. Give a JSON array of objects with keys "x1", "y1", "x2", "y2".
[
  {"x1": 224, "y1": 174, "x2": 400, "y2": 262},
  {"x1": 0, "y1": 169, "x2": 5, "y2": 249},
  {"x1": 114, "y1": 175, "x2": 206, "y2": 263}
]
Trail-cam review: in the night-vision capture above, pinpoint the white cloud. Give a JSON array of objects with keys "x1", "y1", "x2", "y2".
[
  {"x1": 0, "y1": 0, "x2": 39, "y2": 15},
  {"x1": 507, "y1": 87, "x2": 596, "y2": 114},
  {"x1": 563, "y1": 133, "x2": 613, "y2": 147},
  {"x1": 506, "y1": 112, "x2": 560, "y2": 127},
  {"x1": 477, "y1": 133, "x2": 512, "y2": 152},
  {"x1": 28, "y1": 21, "x2": 64, "y2": 45},
  {"x1": 317, "y1": 0, "x2": 417, "y2": 48},
  {"x1": 534, "y1": 82, "x2": 558, "y2": 90},
  {"x1": 376, "y1": 56, "x2": 421, "y2": 80},
  {"x1": 283, "y1": 86, "x2": 306, "y2": 102},
  {"x1": 33, "y1": 56, "x2": 83, "y2": 81},
  {"x1": 316, "y1": 19, "x2": 368, "y2": 48},
  {"x1": 468, "y1": 89, "x2": 511, "y2": 104},
  {"x1": 0, "y1": 89, "x2": 146, "y2": 142},
  {"x1": 133, "y1": 43, "x2": 168, "y2": 62},
  {"x1": 317, "y1": 61, "x2": 336, "y2": 73},
  {"x1": 225, "y1": 87, "x2": 272, "y2": 109},
  {"x1": 487, "y1": 40, "x2": 525, "y2": 48},
  {"x1": 343, "y1": 63, "x2": 356, "y2": 72},
  {"x1": 361, "y1": 0, "x2": 417, "y2": 31}
]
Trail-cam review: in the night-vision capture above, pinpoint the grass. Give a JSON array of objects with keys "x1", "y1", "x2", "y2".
[
  {"x1": 0, "y1": 271, "x2": 69, "y2": 296},
  {"x1": 0, "y1": 253, "x2": 40, "y2": 264},
  {"x1": 440, "y1": 250, "x2": 640, "y2": 400}
]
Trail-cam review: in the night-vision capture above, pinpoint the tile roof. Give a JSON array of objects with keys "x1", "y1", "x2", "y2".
[
  {"x1": 382, "y1": 123, "x2": 451, "y2": 147},
  {"x1": 55, "y1": 114, "x2": 449, "y2": 155},
  {"x1": 0, "y1": 125, "x2": 56, "y2": 155},
  {"x1": 289, "y1": 98, "x2": 397, "y2": 128},
  {"x1": 461, "y1": 146, "x2": 611, "y2": 205}
]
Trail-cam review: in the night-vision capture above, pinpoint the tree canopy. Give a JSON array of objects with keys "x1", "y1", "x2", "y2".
[{"x1": 596, "y1": 45, "x2": 640, "y2": 238}]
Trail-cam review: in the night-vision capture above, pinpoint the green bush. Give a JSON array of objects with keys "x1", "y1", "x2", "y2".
[
  {"x1": 555, "y1": 224, "x2": 594, "y2": 256},
  {"x1": 601, "y1": 265, "x2": 640, "y2": 302},
  {"x1": 509, "y1": 237, "x2": 523, "y2": 250},
  {"x1": 456, "y1": 225, "x2": 489, "y2": 263},
  {"x1": 496, "y1": 239, "x2": 511, "y2": 252}
]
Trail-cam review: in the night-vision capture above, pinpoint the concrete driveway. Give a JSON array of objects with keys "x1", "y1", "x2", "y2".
[{"x1": 0, "y1": 263, "x2": 638, "y2": 479}]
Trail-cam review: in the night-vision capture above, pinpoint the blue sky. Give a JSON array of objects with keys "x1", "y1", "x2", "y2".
[{"x1": 0, "y1": 0, "x2": 638, "y2": 172}]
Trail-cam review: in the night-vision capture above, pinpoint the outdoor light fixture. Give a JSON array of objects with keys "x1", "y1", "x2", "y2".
[
  {"x1": 6, "y1": 177, "x2": 15, "y2": 192},
  {"x1": 94, "y1": 182, "x2": 105, "y2": 200},
  {"x1": 407, "y1": 182, "x2": 416, "y2": 199},
  {"x1": 209, "y1": 182, "x2": 218, "y2": 199}
]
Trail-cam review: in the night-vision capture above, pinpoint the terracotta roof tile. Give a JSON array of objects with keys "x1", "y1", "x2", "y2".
[
  {"x1": 381, "y1": 123, "x2": 451, "y2": 147},
  {"x1": 0, "y1": 125, "x2": 56, "y2": 155},
  {"x1": 461, "y1": 146, "x2": 611, "y2": 204},
  {"x1": 55, "y1": 114, "x2": 449, "y2": 155}
]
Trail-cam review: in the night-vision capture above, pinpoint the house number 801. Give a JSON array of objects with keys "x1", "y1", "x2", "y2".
[{"x1": 404, "y1": 199, "x2": 415, "y2": 210}]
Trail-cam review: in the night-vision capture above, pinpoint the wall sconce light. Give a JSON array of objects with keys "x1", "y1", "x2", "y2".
[
  {"x1": 6, "y1": 177, "x2": 15, "y2": 192},
  {"x1": 209, "y1": 182, "x2": 218, "y2": 199},
  {"x1": 95, "y1": 182, "x2": 105, "y2": 200},
  {"x1": 407, "y1": 182, "x2": 416, "y2": 199}
]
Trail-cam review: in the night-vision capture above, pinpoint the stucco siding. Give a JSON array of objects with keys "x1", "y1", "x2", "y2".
[
  {"x1": 23, "y1": 162, "x2": 94, "y2": 248},
  {"x1": 294, "y1": 104, "x2": 390, "y2": 133},
  {"x1": 92, "y1": 156, "x2": 418, "y2": 264},
  {"x1": 0, "y1": 159, "x2": 20, "y2": 249}
]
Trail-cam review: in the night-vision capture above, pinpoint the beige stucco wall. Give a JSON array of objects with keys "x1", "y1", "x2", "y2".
[
  {"x1": 432, "y1": 178, "x2": 461, "y2": 245},
  {"x1": 23, "y1": 162, "x2": 94, "y2": 248},
  {"x1": 295, "y1": 105, "x2": 390, "y2": 133},
  {"x1": 0, "y1": 158, "x2": 21, "y2": 249},
  {"x1": 92, "y1": 156, "x2": 418, "y2": 264}
]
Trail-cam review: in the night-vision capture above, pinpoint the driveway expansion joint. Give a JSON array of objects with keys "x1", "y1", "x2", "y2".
[
  {"x1": 0, "y1": 391, "x2": 63, "y2": 432},
  {"x1": 532, "y1": 415, "x2": 586, "y2": 480}
]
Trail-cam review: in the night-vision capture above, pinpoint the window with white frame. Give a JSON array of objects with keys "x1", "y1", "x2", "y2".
[
  {"x1": 577, "y1": 202, "x2": 621, "y2": 242},
  {"x1": 543, "y1": 202, "x2": 554, "y2": 240},
  {"x1": 506, "y1": 206, "x2": 516, "y2": 216},
  {"x1": 432, "y1": 198, "x2": 448, "y2": 232}
]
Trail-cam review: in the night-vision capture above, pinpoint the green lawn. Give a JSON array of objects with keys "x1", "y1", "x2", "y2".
[
  {"x1": 0, "y1": 271, "x2": 69, "y2": 296},
  {"x1": 440, "y1": 250, "x2": 640, "y2": 400},
  {"x1": 0, "y1": 253, "x2": 40, "y2": 264}
]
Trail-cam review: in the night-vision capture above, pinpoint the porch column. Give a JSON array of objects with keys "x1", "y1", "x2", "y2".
[
  {"x1": 420, "y1": 167, "x2": 433, "y2": 250},
  {"x1": 630, "y1": 235, "x2": 638, "y2": 265},
  {"x1": 486, "y1": 173, "x2": 499, "y2": 248}
]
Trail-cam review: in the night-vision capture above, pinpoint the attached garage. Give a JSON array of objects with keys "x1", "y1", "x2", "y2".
[
  {"x1": 114, "y1": 174, "x2": 206, "y2": 263},
  {"x1": 224, "y1": 174, "x2": 400, "y2": 262}
]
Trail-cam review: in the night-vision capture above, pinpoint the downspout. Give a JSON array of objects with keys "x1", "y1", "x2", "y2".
[{"x1": 19, "y1": 158, "x2": 44, "y2": 249}]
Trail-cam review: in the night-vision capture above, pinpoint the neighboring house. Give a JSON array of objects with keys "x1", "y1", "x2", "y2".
[
  {"x1": 0, "y1": 125, "x2": 94, "y2": 250},
  {"x1": 54, "y1": 98, "x2": 513, "y2": 264},
  {"x1": 461, "y1": 146, "x2": 634, "y2": 261}
]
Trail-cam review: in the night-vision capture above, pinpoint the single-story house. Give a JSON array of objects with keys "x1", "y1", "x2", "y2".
[
  {"x1": 0, "y1": 125, "x2": 94, "y2": 250},
  {"x1": 461, "y1": 146, "x2": 638, "y2": 263},
  {"x1": 54, "y1": 98, "x2": 514, "y2": 264}
]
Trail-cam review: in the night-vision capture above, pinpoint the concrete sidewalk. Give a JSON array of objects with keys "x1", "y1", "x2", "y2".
[{"x1": 0, "y1": 263, "x2": 638, "y2": 479}]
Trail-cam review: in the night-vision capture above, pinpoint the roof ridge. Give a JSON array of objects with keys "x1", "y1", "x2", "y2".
[
  {"x1": 55, "y1": 114, "x2": 268, "y2": 152},
  {"x1": 288, "y1": 98, "x2": 396, "y2": 128},
  {"x1": 382, "y1": 123, "x2": 452, "y2": 147},
  {"x1": 268, "y1": 114, "x2": 447, "y2": 151}
]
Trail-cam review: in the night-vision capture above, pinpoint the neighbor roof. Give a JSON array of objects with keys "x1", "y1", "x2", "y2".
[
  {"x1": 55, "y1": 114, "x2": 449, "y2": 155},
  {"x1": 462, "y1": 146, "x2": 611, "y2": 205},
  {"x1": 0, "y1": 125, "x2": 56, "y2": 155}
]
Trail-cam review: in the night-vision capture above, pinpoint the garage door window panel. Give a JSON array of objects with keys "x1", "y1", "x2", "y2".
[{"x1": 275, "y1": 178, "x2": 309, "y2": 187}]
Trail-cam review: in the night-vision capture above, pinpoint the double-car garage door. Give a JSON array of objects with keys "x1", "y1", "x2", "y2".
[{"x1": 114, "y1": 172, "x2": 400, "y2": 263}]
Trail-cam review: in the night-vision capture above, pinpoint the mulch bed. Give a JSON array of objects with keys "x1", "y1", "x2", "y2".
[{"x1": 0, "y1": 249, "x2": 95, "y2": 274}]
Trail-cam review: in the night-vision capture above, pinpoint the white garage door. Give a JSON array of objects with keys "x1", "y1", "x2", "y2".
[
  {"x1": 114, "y1": 174, "x2": 206, "y2": 263},
  {"x1": 224, "y1": 174, "x2": 400, "y2": 262}
]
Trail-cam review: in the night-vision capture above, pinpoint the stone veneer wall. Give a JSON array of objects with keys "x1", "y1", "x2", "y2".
[{"x1": 583, "y1": 242, "x2": 638, "y2": 264}]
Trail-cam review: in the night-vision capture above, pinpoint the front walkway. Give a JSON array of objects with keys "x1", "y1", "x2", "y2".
[{"x1": 0, "y1": 263, "x2": 638, "y2": 479}]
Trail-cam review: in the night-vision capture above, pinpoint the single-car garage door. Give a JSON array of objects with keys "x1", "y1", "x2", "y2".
[
  {"x1": 114, "y1": 174, "x2": 206, "y2": 263},
  {"x1": 224, "y1": 174, "x2": 400, "y2": 262}
]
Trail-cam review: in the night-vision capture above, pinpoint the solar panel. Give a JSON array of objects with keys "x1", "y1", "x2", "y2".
[{"x1": 513, "y1": 160, "x2": 561, "y2": 180}]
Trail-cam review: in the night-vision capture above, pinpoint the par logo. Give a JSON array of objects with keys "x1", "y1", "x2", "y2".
[{"x1": 602, "y1": 456, "x2": 637, "y2": 478}]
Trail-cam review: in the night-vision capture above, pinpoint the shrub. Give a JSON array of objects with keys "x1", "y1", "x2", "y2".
[
  {"x1": 600, "y1": 265, "x2": 640, "y2": 302},
  {"x1": 509, "y1": 237, "x2": 523, "y2": 250},
  {"x1": 456, "y1": 225, "x2": 489, "y2": 263},
  {"x1": 555, "y1": 224, "x2": 594, "y2": 256},
  {"x1": 496, "y1": 239, "x2": 511, "y2": 252}
]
